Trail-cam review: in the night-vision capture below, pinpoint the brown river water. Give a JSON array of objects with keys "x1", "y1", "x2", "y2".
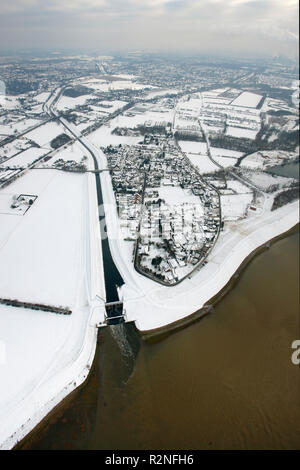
[{"x1": 17, "y1": 229, "x2": 300, "y2": 450}]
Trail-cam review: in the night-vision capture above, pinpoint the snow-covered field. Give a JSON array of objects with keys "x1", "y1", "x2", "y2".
[
  {"x1": 158, "y1": 186, "x2": 201, "y2": 205},
  {"x1": 221, "y1": 193, "x2": 253, "y2": 219},
  {"x1": 0, "y1": 79, "x2": 299, "y2": 449},
  {"x1": 213, "y1": 156, "x2": 238, "y2": 167},
  {"x1": 209, "y1": 147, "x2": 241, "y2": 167},
  {"x1": 96, "y1": 99, "x2": 127, "y2": 113},
  {"x1": 175, "y1": 88, "x2": 262, "y2": 142},
  {"x1": 230, "y1": 91, "x2": 263, "y2": 108},
  {"x1": 0, "y1": 145, "x2": 106, "y2": 449},
  {"x1": 124, "y1": 200, "x2": 299, "y2": 331},
  {"x1": 0, "y1": 170, "x2": 87, "y2": 306},
  {"x1": 186, "y1": 153, "x2": 219, "y2": 174},
  {"x1": 0, "y1": 118, "x2": 42, "y2": 136},
  {"x1": 0, "y1": 147, "x2": 47, "y2": 168},
  {"x1": 145, "y1": 88, "x2": 178, "y2": 99},
  {"x1": 56, "y1": 94, "x2": 91, "y2": 111},
  {"x1": 226, "y1": 126, "x2": 258, "y2": 139},
  {"x1": 0, "y1": 96, "x2": 22, "y2": 111},
  {"x1": 241, "y1": 150, "x2": 298, "y2": 170},
  {"x1": 26, "y1": 121, "x2": 64, "y2": 148},
  {"x1": 178, "y1": 141, "x2": 220, "y2": 174},
  {"x1": 51, "y1": 141, "x2": 89, "y2": 166},
  {"x1": 34, "y1": 92, "x2": 50, "y2": 104},
  {"x1": 1, "y1": 143, "x2": 27, "y2": 160},
  {"x1": 81, "y1": 78, "x2": 155, "y2": 93},
  {"x1": 89, "y1": 124, "x2": 142, "y2": 148},
  {"x1": 240, "y1": 170, "x2": 294, "y2": 191}
]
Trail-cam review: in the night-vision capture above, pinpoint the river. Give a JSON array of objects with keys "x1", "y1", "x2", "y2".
[{"x1": 16, "y1": 228, "x2": 299, "y2": 450}]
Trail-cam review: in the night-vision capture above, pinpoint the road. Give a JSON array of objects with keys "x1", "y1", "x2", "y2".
[
  {"x1": 0, "y1": 118, "x2": 51, "y2": 148},
  {"x1": 43, "y1": 78, "x2": 265, "y2": 295},
  {"x1": 198, "y1": 118, "x2": 267, "y2": 213}
]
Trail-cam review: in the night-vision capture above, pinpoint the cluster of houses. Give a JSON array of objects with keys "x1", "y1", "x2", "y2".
[
  {"x1": 138, "y1": 202, "x2": 215, "y2": 284},
  {"x1": 105, "y1": 137, "x2": 220, "y2": 285},
  {"x1": 52, "y1": 158, "x2": 87, "y2": 173}
]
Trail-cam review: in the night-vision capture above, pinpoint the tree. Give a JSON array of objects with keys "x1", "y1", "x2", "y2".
[{"x1": 151, "y1": 256, "x2": 163, "y2": 267}]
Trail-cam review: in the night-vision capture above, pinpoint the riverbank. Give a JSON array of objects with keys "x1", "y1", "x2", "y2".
[
  {"x1": 0, "y1": 197, "x2": 298, "y2": 449},
  {"x1": 0, "y1": 300, "x2": 105, "y2": 451},
  {"x1": 124, "y1": 200, "x2": 299, "y2": 332},
  {"x1": 14, "y1": 230, "x2": 300, "y2": 450},
  {"x1": 141, "y1": 221, "x2": 299, "y2": 341},
  {"x1": 7, "y1": 205, "x2": 299, "y2": 450},
  {"x1": 0, "y1": 159, "x2": 106, "y2": 450}
]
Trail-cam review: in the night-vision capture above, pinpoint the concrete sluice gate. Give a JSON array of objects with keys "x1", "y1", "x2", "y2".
[{"x1": 105, "y1": 301, "x2": 125, "y2": 325}]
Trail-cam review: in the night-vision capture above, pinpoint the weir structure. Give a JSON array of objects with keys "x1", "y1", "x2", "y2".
[
  {"x1": 105, "y1": 301, "x2": 126, "y2": 325},
  {"x1": 86, "y1": 142, "x2": 126, "y2": 325}
]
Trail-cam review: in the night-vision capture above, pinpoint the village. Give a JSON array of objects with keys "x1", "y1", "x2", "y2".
[
  {"x1": 0, "y1": 48, "x2": 299, "y2": 450},
  {"x1": 105, "y1": 136, "x2": 221, "y2": 285}
]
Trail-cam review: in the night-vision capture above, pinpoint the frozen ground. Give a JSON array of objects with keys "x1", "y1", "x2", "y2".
[
  {"x1": 89, "y1": 124, "x2": 142, "y2": 148},
  {"x1": 241, "y1": 150, "x2": 298, "y2": 170},
  {"x1": 221, "y1": 193, "x2": 253, "y2": 219},
  {"x1": 158, "y1": 186, "x2": 201, "y2": 205},
  {"x1": 0, "y1": 81, "x2": 299, "y2": 449},
  {"x1": 186, "y1": 153, "x2": 219, "y2": 174},
  {"x1": 51, "y1": 141, "x2": 90, "y2": 166},
  {"x1": 0, "y1": 147, "x2": 47, "y2": 168},
  {"x1": 178, "y1": 141, "x2": 207, "y2": 154},
  {"x1": 25, "y1": 121, "x2": 64, "y2": 148},
  {"x1": 0, "y1": 169, "x2": 88, "y2": 306},
  {"x1": 0, "y1": 143, "x2": 106, "y2": 449},
  {"x1": 230, "y1": 91, "x2": 263, "y2": 108},
  {"x1": 124, "y1": 200, "x2": 299, "y2": 331},
  {"x1": 56, "y1": 95, "x2": 91, "y2": 111},
  {"x1": 226, "y1": 126, "x2": 258, "y2": 139},
  {"x1": 0, "y1": 118, "x2": 42, "y2": 136},
  {"x1": 240, "y1": 171, "x2": 294, "y2": 192}
]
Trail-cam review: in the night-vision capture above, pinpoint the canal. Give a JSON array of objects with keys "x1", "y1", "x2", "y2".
[
  {"x1": 58, "y1": 117, "x2": 124, "y2": 304},
  {"x1": 16, "y1": 227, "x2": 300, "y2": 450}
]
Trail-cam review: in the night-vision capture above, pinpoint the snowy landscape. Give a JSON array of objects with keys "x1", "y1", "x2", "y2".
[{"x1": 0, "y1": 53, "x2": 299, "y2": 449}]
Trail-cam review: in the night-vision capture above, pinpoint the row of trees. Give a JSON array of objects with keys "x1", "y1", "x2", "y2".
[{"x1": 271, "y1": 186, "x2": 299, "y2": 211}]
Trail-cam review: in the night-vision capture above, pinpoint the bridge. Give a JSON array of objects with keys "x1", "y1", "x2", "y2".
[
  {"x1": 105, "y1": 301, "x2": 125, "y2": 325},
  {"x1": 88, "y1": 168, "x2": 110, "y2": 174}
]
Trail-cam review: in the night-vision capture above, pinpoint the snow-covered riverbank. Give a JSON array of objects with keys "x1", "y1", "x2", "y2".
[
  {"x1": 0, "y1": 151, "x2": 106, "y2": 450},
  {"x1": 0, "y1": 83, "x2": 298, "y2": 450},
  {"x1": 128, "y1": 201, "x2": 299, "y2": 332},
  {"x1": 1, "y1": 198, "x2": 297, "y2": 450}
]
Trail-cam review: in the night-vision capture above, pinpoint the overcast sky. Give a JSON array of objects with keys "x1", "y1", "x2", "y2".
[{"x1": 0, "y1": 0, "x2": 298, "y2": 58}]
